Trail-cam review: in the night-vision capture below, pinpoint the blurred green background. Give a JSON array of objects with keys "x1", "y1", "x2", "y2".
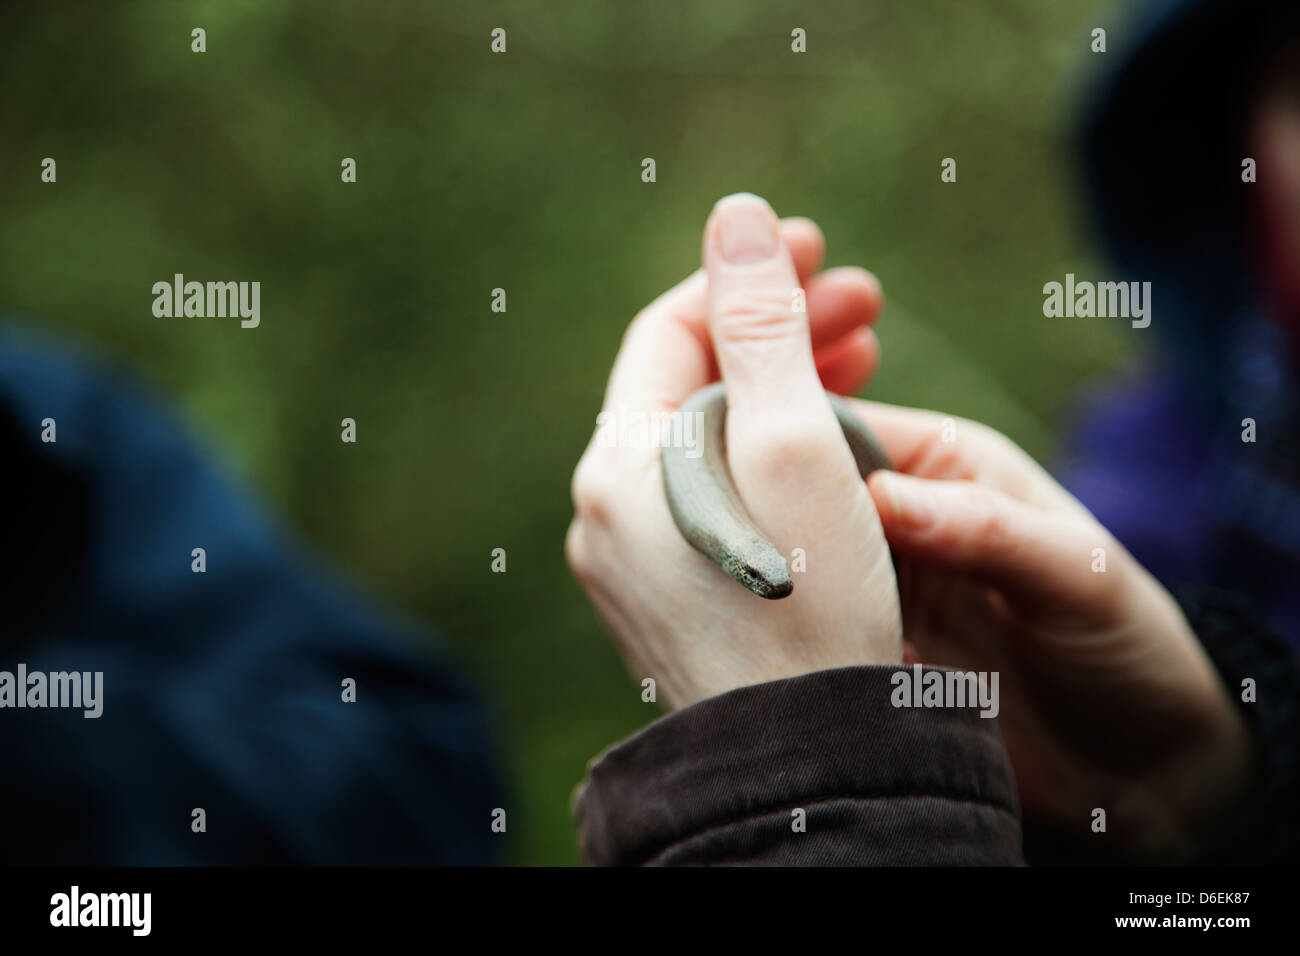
[{"x1": 1, "y1": 0, "x2": 1132, "y2": 863}]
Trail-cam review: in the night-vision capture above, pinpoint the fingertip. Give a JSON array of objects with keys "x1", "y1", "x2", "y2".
[
  {"x1": 780, "y1": 216, "x2": 826, "y2": 279},
  {"x1": 704, "y1": 193, "x2": 783, "y2": 267},
  {"x1": 868, "y1": 471, "x2": 935, "y2": 531},
  {"x1": 780, "y1": 214, "x2": 820, "y2": 233},
  {"x1": 805, "y1": 268, "x2": 886, "y2": 355},
  {"x1": 861, "y1": 268, "x2": 884, "y2": 315},
  {"x1": 867, "y1": 470, "x2": 899, "y2": 521},
  {"x1": 816, "y1": 327, "x2": 879, "y2": 395},
  {"x1": 824, "y1": 266, "x2": 884, "y2": 318}
]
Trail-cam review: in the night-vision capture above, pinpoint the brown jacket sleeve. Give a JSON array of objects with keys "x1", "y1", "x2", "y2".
[{"x1": 573, "y1": 665, "x2": 1024, "y2": 866}]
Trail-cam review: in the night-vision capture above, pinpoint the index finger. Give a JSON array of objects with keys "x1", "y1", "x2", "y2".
[
  {"x1": 848, "y1": 398, "x2": 1087, "y2": 514},
  {"x1": 601, "y1": 218, "x2": 826, "y2": 416}
]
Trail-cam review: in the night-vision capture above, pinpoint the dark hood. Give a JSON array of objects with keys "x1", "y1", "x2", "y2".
[{"x1": 1077, "y1": 0, "x2": 1300, "y2": 388}]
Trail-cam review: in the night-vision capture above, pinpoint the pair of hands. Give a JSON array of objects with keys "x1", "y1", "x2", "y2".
[{"x1": 566, "y1": 194, "x2": 1252, "y2": 859}]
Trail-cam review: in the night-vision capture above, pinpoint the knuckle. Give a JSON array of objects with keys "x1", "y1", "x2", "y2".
[
  {"x1": 913, "y1": 418, "x2": 983, "y2": 479},
  {"x1": 564, "y1": 519, "x2": 592, "y2": 582},
  {"x1": 968, "y1": 487, "x2": 1016, "y2": 555},
  {"x1": 570, "y1": 452, "x2": 617, "y2": 526},
  {"x1": 968, "y1": 420, "x2": 1018, "y2": 457},
  {"x1": 917, "y1": 436, "x2": 973, "y2": 479},
  {"x1": 712, "y1": 289, "x2": 803, "y2": 345}
]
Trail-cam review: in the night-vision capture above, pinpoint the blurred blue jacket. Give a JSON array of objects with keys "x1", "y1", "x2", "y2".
[
  {"x1": 0, "y1": 323, "x2": 501, "y2": 864},
  {"x1": 1060, "y1": 0, "x2": 1300, "y2": 644}
]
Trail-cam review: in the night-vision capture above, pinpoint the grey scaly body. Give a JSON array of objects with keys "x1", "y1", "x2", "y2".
[{"x1": 661, "y1": 383, "x2": 892, "y2": 599}]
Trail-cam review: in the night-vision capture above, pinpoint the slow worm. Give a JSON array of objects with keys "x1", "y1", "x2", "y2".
[{"x1": 662, "y1": 383, "x2": 893, "y2": 599}]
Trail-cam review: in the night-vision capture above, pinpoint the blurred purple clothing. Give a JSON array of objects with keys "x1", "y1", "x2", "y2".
[
  {"x1": 1059, "y1": 318, "x2": 1300, "y2": 644},
  {"x1": 1065, "y1": 0, "x2": 1300, "y2": 645}
]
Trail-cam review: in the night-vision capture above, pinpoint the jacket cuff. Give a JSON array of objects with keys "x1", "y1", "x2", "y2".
[{"x1": 574, "y1": 665, "x2": 1022, "y2": 866}]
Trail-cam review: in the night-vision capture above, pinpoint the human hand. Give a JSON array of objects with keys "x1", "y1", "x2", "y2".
[
  {"x1": 567, "y1": 194, "x2": 901, "y2": 709},
  {"x1": 858, "y1": 403, "x2": 1254, "y2": 859}
]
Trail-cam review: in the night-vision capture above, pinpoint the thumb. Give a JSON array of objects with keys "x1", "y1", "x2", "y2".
[
  {"x1": 703, "y1": 193, "x2": 830, "y2": 430},
  {"x1": 701, "y1": 193, "x2": 885, "y2": 603},
  {"x1": 868, "y1": 470, "x2": 1118, "y2": 612}
]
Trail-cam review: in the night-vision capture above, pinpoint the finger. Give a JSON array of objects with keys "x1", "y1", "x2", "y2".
[
  {"x1": 867, "y1": 471, "x2": 1115, "y2": 611},
  {"x1": 815, "y1": 327, "x2": 879, "y2": 395},
  {"x1": 602, "y1": 298, "x2": 710, "y2": 416},
  {"x1": 848, "y1": 397, "x2": 1089, "y2": 514},
  {"x1": 805, "y1": 266, "x2": 884, "y2": 351},
  {"x1": 703, "y1": 193, "x2": 871, "y2": 566},
  {"x1": 602, "y1": 217, "x2": 826, "y2": 415},
  {"x1": 845, "y1": 399, "x2": 974, "y2": 476},
  {"x1": 703, "y1": 193, "x2": 831, "y2": 421},
  {"x1": 643, "y1": 218, "x2": 826, "y2": 344},
  {"x1": 782, "y1": 217, "x2": 827, "y2": 283}
]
